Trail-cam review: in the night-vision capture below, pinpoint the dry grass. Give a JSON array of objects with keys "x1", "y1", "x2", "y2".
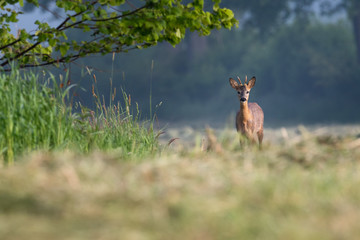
[{"x1": 1, "y1": 126, "x2": 360, "y2": 240}]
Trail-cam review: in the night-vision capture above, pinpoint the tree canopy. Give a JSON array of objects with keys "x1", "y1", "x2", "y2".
[
  {"x1": 0, "y1": 0, "x2": 238, "y2": 71},
  {"x1": 223, "y1": 0, "x2": 360, "y2": 62}
]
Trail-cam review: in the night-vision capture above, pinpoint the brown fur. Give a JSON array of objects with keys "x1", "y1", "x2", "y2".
[{"x1": 229, "y1": 76, "x2": 264, "y2": 147}]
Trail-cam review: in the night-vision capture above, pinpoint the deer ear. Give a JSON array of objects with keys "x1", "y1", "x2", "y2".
[
  {"x1": 247, "y1": 76, "x2": 256, "y2": 89},
  {"x1": 229, "y1": 78, "x2": 239, "y2": 89}
]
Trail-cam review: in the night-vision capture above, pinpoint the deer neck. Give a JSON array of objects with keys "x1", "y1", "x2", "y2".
[{"x1": 240, "y1": 102, "x2": 253, "y2": 122}]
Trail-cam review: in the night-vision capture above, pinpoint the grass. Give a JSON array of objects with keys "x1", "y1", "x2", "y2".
[
  {"x1": 1, "y1": 129, "x2": 360, "y2": 239},
  {"x1": 0, "y1": 68, "x2": 158, "y2": 164},
  {"x1": 0, "y1": 69, "x2": 75, "y2": 164}
]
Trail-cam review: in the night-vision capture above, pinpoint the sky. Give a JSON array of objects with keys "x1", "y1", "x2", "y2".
[{"x1": 9, "y1": 3, "x2": 61, "y2": 36}]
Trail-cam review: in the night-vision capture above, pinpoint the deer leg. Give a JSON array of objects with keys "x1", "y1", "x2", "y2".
[
  {"x1": 257, "y1": 129, "x2": 264, "y2": 149},
  {"x1": 238, "y1": 132, "x2": 245, "y2": 149},
  {"x1": 245, "y1": 131, "x2": 256, "y2": 144},
  {"x1": 239, "y1": 132, "x2": 256, "y2": 148}
]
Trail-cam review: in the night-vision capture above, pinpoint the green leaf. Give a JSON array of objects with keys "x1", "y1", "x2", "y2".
[
  {"x1": 59, "y1": 44, "x2": 69, "y2": 56},
  {"x1": 175, "y1": 28, "x2": 181, "y2": 38},
  {"x1": 223, "y1": 8, "x2": 234, "y2": 20},
  {"x1": 48, "y1": 38, "x2": 57, "y2": 47},
  {"x1": 82, "y1": 13, "x2": 91, "y2": 21}
]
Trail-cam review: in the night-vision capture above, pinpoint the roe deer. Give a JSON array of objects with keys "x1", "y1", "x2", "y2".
[{"x1": 229, "y1": 76, "x2": 264, "y2": 148}]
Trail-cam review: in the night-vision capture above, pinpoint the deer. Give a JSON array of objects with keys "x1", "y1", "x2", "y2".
[{"x1": 229, "y1": 76, "x2": 264, "y2": 148}]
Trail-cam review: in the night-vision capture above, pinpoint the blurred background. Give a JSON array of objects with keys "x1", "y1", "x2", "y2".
[{"x1": 18, "y1": 0, "x2": 360, "y2": 127}]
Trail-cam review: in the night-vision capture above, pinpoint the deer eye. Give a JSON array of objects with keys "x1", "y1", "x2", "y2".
[
  {"x1": 246, "y1": 91, "x2": 250, "y2": 94},
  {"x1": 237, "y1": 91, "x2": 240, "y2": 94}
]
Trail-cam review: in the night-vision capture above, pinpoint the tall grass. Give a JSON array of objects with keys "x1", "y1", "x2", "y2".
[
  {"x1": 0, "y1": 68, "x2": 158, "y2": 164},
  {"x1": 0, "y1": 69, "x2": 76, "y2": 164},
  {"x1": 80, "y1": 87, "x2": 158, "y2": 156}
]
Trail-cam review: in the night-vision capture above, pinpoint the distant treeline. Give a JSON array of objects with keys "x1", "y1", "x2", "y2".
[{"x1": 60, "y1": 19, "x2": 359, "y2": 125}]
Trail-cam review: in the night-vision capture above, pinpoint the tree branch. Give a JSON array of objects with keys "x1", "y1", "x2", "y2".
[
  {"x1": 0, "y1": 1, "x2": 98, "y2": 68},
  {"x1": 56, "y1": 3, "x2": 146, "y2": 32},
  {"x1": 38, "y1": 2, "x2": 64, "y2": 20},
  {"x1": 1, "y1": 42, "x2": 150, "y2": 72},
  {"x1": 90, "y1": 5, "x2": 146, "y2": 22},
  {"x1": 0, "y1": 39, "x2": 21, "y2": 51},
  {"x1": 1, "y1": 42, "x2": 41, "y2": 67},
  {"x1": 56, "y1": 1, "x2": 97, "y2": 30}
]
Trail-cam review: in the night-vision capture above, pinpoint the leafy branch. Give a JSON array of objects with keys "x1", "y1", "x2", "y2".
[{"x1": 0, "y1": 0, "x2": 238, "y2": 71}]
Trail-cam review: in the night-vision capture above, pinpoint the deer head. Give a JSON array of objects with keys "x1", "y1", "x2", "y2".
[{"x1": 229, "y1": 76, "x2": 256, "y2": 103}]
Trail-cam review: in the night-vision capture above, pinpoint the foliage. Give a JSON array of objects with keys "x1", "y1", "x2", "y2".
[
  {"x1": 222, "y1": 0, "x2": 360, "y2": 61},
  {"x1": 222, "y1": 0, "x2": 356, "y2": 33},
  {"x1": 0, "y1": 0, "x2": 238, "y2": 71},
  {"x1": 0, "y1": 69, "x2": 158, "y2": 164},
  {"x1": 220, "y1": 0, "x2": 316, "y2": 35}
]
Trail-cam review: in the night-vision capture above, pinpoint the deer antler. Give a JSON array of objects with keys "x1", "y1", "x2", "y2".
[
  {"x1": 237, "y1": 76, "x2": 242, "y2": 85},
  {"x1": 244, "y1": 75, "x2": 248, "y2": 85}
]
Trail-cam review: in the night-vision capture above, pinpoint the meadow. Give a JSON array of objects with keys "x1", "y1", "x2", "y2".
[{"x1": 1, "y1": 70, "x2": 360, "y2": 240}]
